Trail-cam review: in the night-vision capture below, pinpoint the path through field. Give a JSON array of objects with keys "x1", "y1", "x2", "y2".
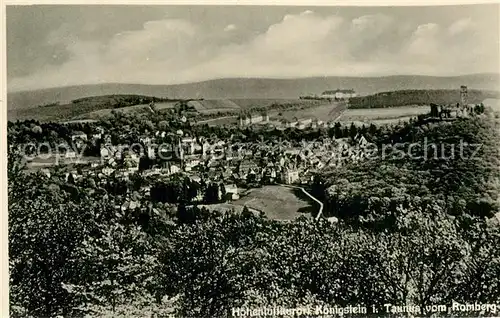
[
  {"x1": 195, "y1": 115, "x2": 238, "y2": 125},
  {"x1": 280, "y1": 184, "x2": 324, "y2": 220}
]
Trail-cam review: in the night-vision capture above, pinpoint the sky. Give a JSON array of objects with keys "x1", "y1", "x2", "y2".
[{"x1": 6, "y1": 4, "x2": 500, "y2": 92}]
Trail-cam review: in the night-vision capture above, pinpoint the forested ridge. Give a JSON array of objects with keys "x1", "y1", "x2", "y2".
[
  {"x1": 318, "y1": 112, "x2": 500, "y2": 226},
  {"x1": 7, "y1": 111, "x2": 500, "y2": 317},
  {"x1": 349, "y1": 89, "x2": 499, "y2": 109}
]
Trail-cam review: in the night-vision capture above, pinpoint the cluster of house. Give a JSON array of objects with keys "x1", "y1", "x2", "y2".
[
  {"x1": 238, "y1": 116, "x2": 342, "y2": 130},
  {"x1": 277, "y1": 118, "x2": 323, "y2": 130},
  {"x1": 300, "y1": 89, "x2": 357, "y2": 100},
  {"x1": 94, "y1": 132, "x2": 371, "y2": 186},
  {"x1": 32, "y1": 116, "x2": 374, "y2": 209}
]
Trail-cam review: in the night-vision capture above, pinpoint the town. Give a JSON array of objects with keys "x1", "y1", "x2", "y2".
[{"x1": 19, "y1": 110, "x2": 372, "y2": 212}]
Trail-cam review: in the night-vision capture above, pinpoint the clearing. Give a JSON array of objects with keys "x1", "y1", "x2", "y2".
[
  {"x1": 231, "y1": 185, "x2": 315, "y2": 220},
  {"x1": 271, "y1": 101, "x2": 346, "y2": 122},
  {"x1": 338, "y1": 105, "x2": 429, "y2": 124}
]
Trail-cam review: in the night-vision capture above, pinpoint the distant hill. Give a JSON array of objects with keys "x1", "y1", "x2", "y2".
[
  {"x1": 348, "y1": 89, "x2": 500, "y2": 109},
  {"x1": 8, "y1": 74, "x2": 500, "y2": 111}
]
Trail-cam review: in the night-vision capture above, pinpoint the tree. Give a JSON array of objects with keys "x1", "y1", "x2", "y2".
[
  {"x1": 219, "y1": 183, "x2": 227, "y2": 201},
  {"x1": 67, "y1": 173, "x2": 75, "y2": 184},
  {"x1": 9, "y1": 173, "x2": 97, "y2": 316},
  {"x1": 158, "y1": 121, "x2": 169, "y2": 131},
  {"x1": 31, "y1": 125, "x2": 42, "y2": 134},
  {"x1": 66, "y1": 222, "x2": 160, "y2": 315}
]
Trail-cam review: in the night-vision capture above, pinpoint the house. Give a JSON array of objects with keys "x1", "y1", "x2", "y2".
[
  {"x1": 239, "y1": 160, "x2": 259, "y2": 177},
  {"x1": 71, "y1": 132, "x2": 88, "y2": 141},
  {"x1": 147, "y1": 147, "x2": 156, "y2": 159},
  {"x1": 300, "y1": 118, "x2": 313, "y2": 126},
  {"x1": 128, "y1": 166, "x2": 139, "y2": 173},
  {"x1": 102, "y1": 167, "x2": 114, "y2": 176},
  {"x1": 239, "y1": 112, "x2": 269, "y2": 126},
  {"x1": 121, "y1": 200, "x2": 140, "y2": 211},
  {"x1": 185, "y1": 159, "x2": 200, "y2": 170},
  {"x1": 181, "y1": 137, "x2": 196, "y2": 155},
  {"x1": 283, "y1": 169, "x2": 300, "y2": 184},
  {"x1": 41, "y1": 169, "x2": 51, "y2": 178},
  {"x1": 65, "y1": 150, "x2": 77, "y2": 159},
  {"x1": 239, "y1": 115, "x2": 251, "y2": 126},
  {"x1": 170, "y1": 164, "x2": 181, "y2": 174},
  {"x1": 100, "y1": 147, "x2": 111, "y2": 158},
  {"x1": 321, "y1": 89, "x2": 357, "y2": 100},
  {"x1": 251, "y1": 115, "x2": 263, "y2": 124},
  {"x1": 354, "y1": 134, "x2": 369, "y2": 147},
  {"x1": 327, "y1": 216, "x2": 339, "y2": 223},
  {"x1": 224, "y1": 184, "x2": 239, "y2": 200}
]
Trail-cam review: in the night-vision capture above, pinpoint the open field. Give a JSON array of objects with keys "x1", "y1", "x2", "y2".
[
  {"x1": 188, "y1": 99, "x2": 240, "y2": 111},
  {"x1": 229, "y1": 98, "x2": 321, "y2": 110},
  {"x1": 195, "y1": 115, "x2": 239, "y2": 126},
  {"x1": 271, "y1": 101, "x2": 346, "y2": 122},
  {"x1": 231, "y1": 185, "x2": 314, "y2": 220},
  {"x1": 338, "y1": 105, "x2": 429, "y2": 123},
  {"x1": 153, "y1": 101, "x2": 178, "y2": 110}
]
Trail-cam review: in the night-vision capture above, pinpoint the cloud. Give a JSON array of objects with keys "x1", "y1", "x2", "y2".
[
  {"x1": 8, "y1": 11, "x2": 498, "y2": 92},
  {"x1": 448, "y1": 18, "x2": 474, "y2": 35},
  {"x1": 224, "y1": 24, "x2": 236, "y2": 32}
]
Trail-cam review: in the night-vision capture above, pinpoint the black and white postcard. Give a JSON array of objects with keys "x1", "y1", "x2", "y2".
[{"x1": 4, "y1": 2, "x2": 500, "y2": 317}]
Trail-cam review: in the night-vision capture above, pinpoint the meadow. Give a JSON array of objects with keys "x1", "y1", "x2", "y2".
[
  {"x1": 231, "y1": 185, "x2": 314, "y2": 220},
  {"x1": 271, "y1": 101, "x2": 346, "y2": 122},
  {"x1": 338, "y1": 105, "x2": 430, "y2": 124}
]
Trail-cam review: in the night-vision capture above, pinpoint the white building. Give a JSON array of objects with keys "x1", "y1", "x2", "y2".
[
  {"x1": 321, "y1": 89, "x2": 357, "y2": 100},
  {"x1": 65, "y1": 150, "x2": 77, "y2": 159},
  {"x1": 239, "y1": 113, "x2": 269, "y2": 126},
  {"x1": 71, "y1": 132, "x2": 88, "y2": 141},
  {"x1": 170, "y1": 165, "x2": 181, "y2": 174},
  {"x1": 100, "y1": 147, "x2": 110, "y2": 158},
  {"x1": 224, "y1": 184, "x2": 239, "y2": 200}
]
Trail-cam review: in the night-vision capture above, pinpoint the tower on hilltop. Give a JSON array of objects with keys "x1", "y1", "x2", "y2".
[{"x1": 460, "y1": 85, "x2": 468, "y2": 109}]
